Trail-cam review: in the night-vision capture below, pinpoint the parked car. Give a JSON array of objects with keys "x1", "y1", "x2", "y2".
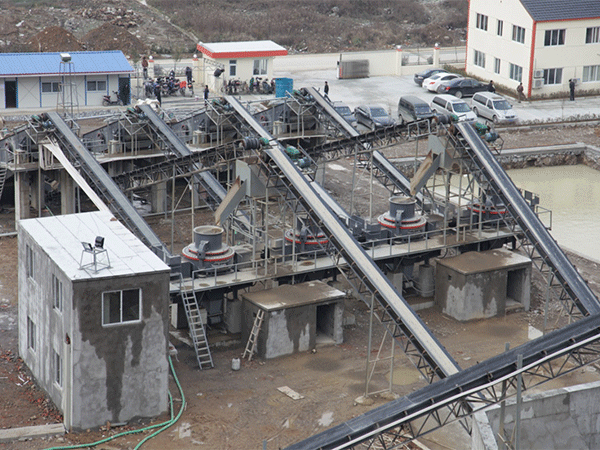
[
  {"x1": 397, "y1": 95, "x2": 436, "y2": 125},
  {"x1": 422, "y1": 73, "x2": 462, "y2": 92},
  {"x1": 471, "y1": 92, "x2": 518, "y2": 124},
  {"x1": 430, "y1": 94, "x2": 477, "y2": 122},
  {"x1": 354, "y1": 105, "x2": 396, "y2": 130},
  {"x1": 436, "y1": 78, "x2": 488, "y2": 98},
  {"x1": 332, "y1": 101, "x2": 357, "y2": 128},
  {"x1": 413, "y1": 68, "x2": 447, "y2": 86}
]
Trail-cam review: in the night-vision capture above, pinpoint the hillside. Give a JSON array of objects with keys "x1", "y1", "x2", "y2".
[{"x1": 0, "y1": 0, "x2": 467, "y2": 58}]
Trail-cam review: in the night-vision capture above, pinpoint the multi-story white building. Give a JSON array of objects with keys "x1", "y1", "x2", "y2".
[{"x1": 466, "y1": 0, "x2": 600, "y2": 98}]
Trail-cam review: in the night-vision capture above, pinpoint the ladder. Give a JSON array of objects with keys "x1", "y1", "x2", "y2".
[
  {"x1": 243, "y1": 309, "x2": 265, "y2": 361},
  {"x1": 181, "y1": 287, "x2": 213, "y2": 369},
  {"x1": 0, "y1": 166, "x2": 7, "y2": 206}
]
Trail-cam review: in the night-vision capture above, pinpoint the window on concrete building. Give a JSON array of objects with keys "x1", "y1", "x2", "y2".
[
  {"x1": 52, "y1": 274, "x2": 63, "y2": 312},
  {"x1": 509, "y1": 63, "x2": 523, "y2": 82},
  {"x1": 476, "y1": 13, "x2": 488, "y2": 31},
  {"x1": 102, "y1": 288, "x2": 141, "y2": 326},
  {"x1": 229, "y1": 60, "x2": 237, "y2": 77},
  {"x1": 512, "y1": 25, "x2": 525, "y2": 44},
  {"x1": 253, "y1": 59, "x2": 267, "y2": 75},
  {"x1": 494, "y1": 58, "x2": 501, "y2": 74},
  {"x1": 497, "y1": 20, "x2": 503, "y2": 36},
  {"x1": 54, "y1": 350, "x2": 62, "y2": 387},
  {"x1": 26, "y1": 244, "x2": 34, "y2": 279},
  {"x1": 474, "y1": 50, "x2": 486, "y2": 68},
  {"x1": 586, "y1": 27, "x2": 600, "y2": 44},
  {"x1": 27, "y1": 317, "x2": 36, "y2": 351},
  {"x1": 41, "y1": 81, "x2": 60, "y2": 93},
  {"x1": 87, "y1": 80, "x2": 107, "y2": 92},
  {"x1": 543, "y1": 68, "x2": 562, "y2": 85},
  {"x1": 582, "y1": 65, "x2": 600, "y2": 82},
  {"x1": 544, "y1": 29, "x2": 565, "y2": 46}
]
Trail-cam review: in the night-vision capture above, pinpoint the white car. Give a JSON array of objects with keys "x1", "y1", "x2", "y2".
[{"x1": 422, "y1": 73, "x2": 462, "y2": 92}]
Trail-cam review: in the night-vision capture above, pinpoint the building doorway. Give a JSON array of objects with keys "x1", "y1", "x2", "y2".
[{"x1": 5, "y1": 80, "x2": 17, "y2": 108}]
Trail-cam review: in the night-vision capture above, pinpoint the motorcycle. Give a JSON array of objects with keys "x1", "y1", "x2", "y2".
[{"x1": 102, "y1": 91, "x2": 123, "y2": 106}]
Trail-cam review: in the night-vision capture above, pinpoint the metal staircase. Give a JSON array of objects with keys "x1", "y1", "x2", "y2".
[
  {"x1": 0, "y1": 166, "x2": 7, "y2": 205},
  {"x1": 242, "y1": 309, "x2": 265, "y2": 361},
  {"x1": 180, "y1": 286, "x2": 214, "y2": 369}
]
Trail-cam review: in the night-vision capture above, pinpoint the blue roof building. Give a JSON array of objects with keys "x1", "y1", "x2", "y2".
[{"x1": 0, "y1": 50, "x2": 133, "y2": 109}]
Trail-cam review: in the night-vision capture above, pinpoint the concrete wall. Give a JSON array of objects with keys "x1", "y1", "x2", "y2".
[
  {"x1": 473, "y1": 381, "x2": 600, "y2": 449},
  {"x1": 18, "y1": 228, "x2": 73, "y2": 424},
  {"x1": 70, "y1": 272, "x2": 169, "y2": 430}
]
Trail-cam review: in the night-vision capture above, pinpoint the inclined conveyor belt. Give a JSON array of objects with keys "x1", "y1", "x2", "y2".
[
  {"x1": 225, "y1": 95, "x2": 460, "y2": 379},
  {"x1": 456, "y1": 122, "x2": 600, "y2": 316},
  {"x1": 45, "y1": 111, "x2": 172, "y2": 261},
  {"x1": 138, "y1": 103, "x2": 226, "y2": 204},
  {"x1": 304, "y1": 87, "x2": 421, "y2": 205},
  {"x1": 285, "y1": 313, "x2": 600, "y2": 450}
]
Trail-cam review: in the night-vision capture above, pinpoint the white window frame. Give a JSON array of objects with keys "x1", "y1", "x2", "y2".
[
  {"x1": 41, "y1": 81, "x2": 61, "y2": 93},
  {"x1": 26, "y1": 244, "x2": 34, "y2": 279},
  {"x1": 229, "y1": 60, "x2": 237, "y2": 77},
  {"x1": 52, "y1": 274, "x2": 63, "y2": 312},
  {"x1": 27, "y1": 317, "x2": 36, "y2": 351},
  {"x1": 586, "y1": 27, "x2": 600, "y2": 44},
  {"x1": 497, "y1": 20, "x2": 503, "y2": 36},
  {"x1": 583, "y1": 65, "x2": 600, "y2": 82},
  {"x1": 494, "y1": 58, "x2": 501, "y2": 74},
  {"x1": 543, "y1": 68, "x2": 563, "y2": 85},
  {"x1": 512, "y1": 25, "x2": 526, "y2": 44},
  {"x1": 102, "y1": 288, "x2": 142, "y2": 326},
  {"x1": 476, "y1": 13, "x2": 488, "y2": 31},
  {"x1": 86, "y1": 80, "x2": 107, "y2": 92},
  {"x1": 54, "y1": 350, "x2": 62, "y2": 387},
  {"x1": 544, "y1": 29, "x2": 565, "y2": 46},
  {"x1": 473, "y1": 50, "x2": 486, "y2": 68},
  {"x1": 509, "y1": 63, "x2": 523, "y2": 82},
  {"x1": 253, "y1": 59, "x2": 268, "y2": 75}
]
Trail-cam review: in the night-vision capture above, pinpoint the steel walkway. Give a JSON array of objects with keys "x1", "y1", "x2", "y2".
[
  {"x1": 45, "y1": 111, "x2": 173, "y2": 263},
  {"x1": 456, "y1": 122, "x2": 600, "y2": 317}
]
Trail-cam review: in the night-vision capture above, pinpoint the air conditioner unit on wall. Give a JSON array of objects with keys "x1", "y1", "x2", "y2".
[
  {"x1": 532, "y1": 78, "x2": 544, "y2": 89},
  {"x1": 533, "y1": 69, "x2": 544, "y2": 79}
]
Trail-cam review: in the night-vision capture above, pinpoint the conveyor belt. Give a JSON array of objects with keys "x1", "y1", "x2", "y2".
[
  {"x1": 45, "y1": 111, "x2": 172, "y2": 262},
  {"x1": 138, "y1": 104, "x2": 226, "y2": 204},
  {"x1": 456, "y1": 122, "x2": 600, "y2": 316},
  {"x1": 285, "y1": 313, "x2": 600, "y2": 450},
  {"x1": 305, "y1": 87, "x2": 421, "y2": 204},
  {"x1": 224, "y1": 96, "x2": 460, "y2": 379}
]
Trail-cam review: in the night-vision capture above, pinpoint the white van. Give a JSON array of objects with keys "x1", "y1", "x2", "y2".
[
  {"x1": 471, "y1": 92, "x2": 518, "y2": 124},
  {"x1": 430, "y1": 94, "x2": 477, "y2": 122}
]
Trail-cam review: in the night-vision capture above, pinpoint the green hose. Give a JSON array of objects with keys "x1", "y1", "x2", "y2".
[{"x1": 44, "y1": 355, "x2": 186, "y2": 450}]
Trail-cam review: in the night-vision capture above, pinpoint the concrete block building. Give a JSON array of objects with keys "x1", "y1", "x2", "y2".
[
  {"x1": 196, "y1": 40, "x2": 287, "y2": 93},
  {"x1": 0, "y1": 51, "x2": 133, "y2": 109},
  {"x1": 466, "y1": 0, "x2": 600, "y2": 98},
  {"x1": 18, "y1": 211, "x2": 171, "y2": 431},
  {"x1": 435, "y1": 248, "x2": 531, "y2": 321},
  {"x1": 241, "y1": 281, "x2": 345, "y2": 359}
]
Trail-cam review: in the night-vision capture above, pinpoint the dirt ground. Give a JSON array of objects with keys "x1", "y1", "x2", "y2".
[{"x1": 1, "y1": 124, "x2": 600, "y2": 449}]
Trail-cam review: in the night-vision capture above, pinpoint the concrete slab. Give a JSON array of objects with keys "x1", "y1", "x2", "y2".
[
  {"x1": 242, "y1": 280, "x2": 345, "y2": 311},
  {"x1": 0, "y1": 424, "x2": 65, "y2": 443}
]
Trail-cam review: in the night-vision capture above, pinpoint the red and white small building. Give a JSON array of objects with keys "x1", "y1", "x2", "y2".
[{"x1": 196, "y1": 40, "x2": 287, "y2": 93}]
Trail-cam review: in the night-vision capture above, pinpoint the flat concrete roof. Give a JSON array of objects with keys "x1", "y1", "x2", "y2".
[
  {"x1": 197, "y1": 40, "x2": 288, "y2": 59},
  {"x1": 242, "y1": 280, "x2": 345, "y2": 311},
  {"x1": 436, "y1": 248, "x2": 531, "y2": 275},
  {"x1": 18, "y1": 211, "x2": 170, "y2": 280}
]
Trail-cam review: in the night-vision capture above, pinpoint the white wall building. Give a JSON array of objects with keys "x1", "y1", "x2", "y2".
[
  {"x1": 196, "y1": 40, "x2": 287, "y2": 93},
  {"x1": 466, "y1": 0, "x2": 600, "y2": 98},
  {"x1": 0, "y1": 51, "x2": 133, "y2": 109}
]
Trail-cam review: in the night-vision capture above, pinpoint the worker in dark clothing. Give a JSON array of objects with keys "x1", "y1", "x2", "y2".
[
  {"x1": 204, "y1": 85, "x2": 209, "y2": 104},
  {"x1": 517, "y1": 82, "x2": 525, "y2": 102},
  {"x1": 569, "y1": 79, "x2": 576, "y2": 101},
  {"x1": 185, "y1": 66, "x2": 193, "y2": 85},
  {"x1": 153, "y1": 81, "x2": 162, "y2": 106},
  {"x1": 487, "y1": 80, "x2": 495, "y2": 93},
  {"x1": 323, "y1": 81, "x2": 330, "y2": 100}
]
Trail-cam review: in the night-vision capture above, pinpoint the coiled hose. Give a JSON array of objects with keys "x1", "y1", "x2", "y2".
[{"x1": 44, "y1": 355, "x2": 185, "y2": 450}]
